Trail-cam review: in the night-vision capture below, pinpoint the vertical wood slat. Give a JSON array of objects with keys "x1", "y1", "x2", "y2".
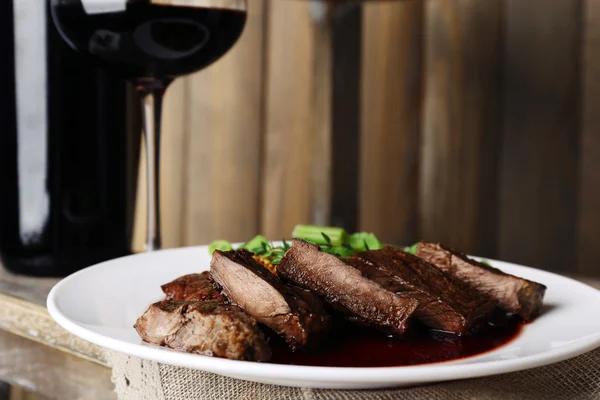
[
  {"x1": 578, "y1": 0, "x2": 600, "y2": 275},
  {"x1": 420, "y1": 0, "x2": 503, "y2": 256},
  {"x1": 331, "y1": 3, "x2": 362, "y2": 232},
  {"x1": 499, "y1": 0, "x2": 583, "y2": 271},
  {"x1": 161, "y1": 79, "x2": 189, "y2": 249},
  {"x1": 261, "y1": 1, "x2": 364, "y2": 239},
  {"x1": 309, "y1": 2, "x2": 333, "y2": 228},
  {"x1": 359, "y1": 0, "x2": 423, "y2": 246},
  {"x1": 183, "y1": 0, "x2": 266, "y2": 245},
  {"x1": 261, "y1": 0, "x2": 320, "y2": 239}
]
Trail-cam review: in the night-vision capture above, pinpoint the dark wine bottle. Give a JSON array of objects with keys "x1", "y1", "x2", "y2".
[{"x1": 0, "y1": 0, "x2": 137, "y2": 276}]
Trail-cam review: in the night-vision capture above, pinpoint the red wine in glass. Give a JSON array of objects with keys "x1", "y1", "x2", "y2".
[
  {"x1": 51, "y1": 0, "x2": 248, "y2": 251},
  {"x1": 52, "y1": 1, "x2": 247, "y2": 79}
]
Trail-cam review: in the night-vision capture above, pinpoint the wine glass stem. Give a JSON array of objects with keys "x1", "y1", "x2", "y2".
[{"x1": 136, "y1": 79, "x2": 169, "y2": 252}]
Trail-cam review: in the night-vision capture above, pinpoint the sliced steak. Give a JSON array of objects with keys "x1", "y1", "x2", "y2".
[
  {"x1": 278, "y1": 239, "x2": 419, "y2": 335},
  {"x1": 134, "y1": 300, "x2": 271, "y2": 361},
  {"x1": 161, "y1": 272, "x2": 227, "y2": 303},
  {"x1": 416, "y1": 242, "x2": 547, "y2": 321},
  {"x1": 210, "y1": 249, "x2": 331, "y2": 350},
  {"x1": 134, "y1": 301, "x2": 187, "y2": 345},
  {"x1": 347, "y1": 247, "x2": 495, "y2": 335}
]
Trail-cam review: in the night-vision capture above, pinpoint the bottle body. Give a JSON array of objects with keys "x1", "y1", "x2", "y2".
[{"x1": 0, "y1": 0, "x2": 137, "y2": 276}]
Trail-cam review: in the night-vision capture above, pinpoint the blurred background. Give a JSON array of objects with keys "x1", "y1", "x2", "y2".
[{"x1": 130, "y1": 0, "x2": 599, "y2": 277}]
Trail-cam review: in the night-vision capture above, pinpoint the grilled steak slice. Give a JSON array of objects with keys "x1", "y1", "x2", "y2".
[
  {"x1": 210, "y1": 249, "x2": 331, "y2": 350},
  {"x1": 416, "y1": 242, "x2": 547, "y2": 321},
  {"x1": 134, "y1": 301, "x2": 271, "y2": 361},
  {"x1": 134, "y1": 301, "x2": 187, "y2": 345},
  {"x1": 161, "y1": 272, "x2": 227, "y2": 303},
  {"x1": 348, "y1": 247, "x2": 495, "y2": 334},
  {"x1": 278, "y1": 239, "x2": 419, "y2": 335}
]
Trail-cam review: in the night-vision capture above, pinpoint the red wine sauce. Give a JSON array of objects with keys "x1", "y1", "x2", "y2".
[{"x1": 269, "y1": 315, "x2": 523, "y2": 367}]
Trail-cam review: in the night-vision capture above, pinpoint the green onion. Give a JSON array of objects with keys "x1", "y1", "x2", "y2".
[
  {"x1": 208, "y1": 240, "x2": 233, "y2": 254},
  {"x1": 210, "y1": 226, "x2": 389, "y2": 265},
  {"x1": 239, "y1": 235, "x2": 270, "y2": 254},
  {"x1": 321, "y1": 246, "x2": 356, "y2": 258},
  {"x1": 404, "y1": 243, "x2": 419, "y2": 255},
  {"x1": 292, "y1": 225, "x2": 348, "y2": 247},
  {"x1": 348, "y1": 232, "x2": 383, "y2": 252}
]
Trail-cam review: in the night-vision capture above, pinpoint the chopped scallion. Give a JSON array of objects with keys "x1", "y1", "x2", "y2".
[
  {"x1": 208, "y1": 240, "x2": 233, "y2": 254},
  {"x1": 292, "y1": 225, "x2": 348, "y2": 247},
  {"x1": 348, "y1": 232, "x2": 383, "y2": 252},
  {"x1": 404, "y1": 243, "x2": 419, "y2": 255}
]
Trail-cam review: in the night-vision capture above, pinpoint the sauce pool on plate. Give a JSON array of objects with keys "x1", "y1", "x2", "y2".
[{"x1": 269, "y1": 314, "x2": 523, "y2": 367}]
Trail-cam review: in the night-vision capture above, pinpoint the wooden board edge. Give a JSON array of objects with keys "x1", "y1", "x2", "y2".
[{"x1": 0, "y1": 293, "x2": 108, "y2": 367}]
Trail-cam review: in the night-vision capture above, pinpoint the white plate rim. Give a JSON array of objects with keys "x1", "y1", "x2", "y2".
[{"x1": 47, "y1": 246, "x2": 600, "y2": 386}]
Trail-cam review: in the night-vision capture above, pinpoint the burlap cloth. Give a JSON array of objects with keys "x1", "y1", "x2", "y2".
[{"x1": 106, "y1": 348, "x2": 600, "y2": 399}]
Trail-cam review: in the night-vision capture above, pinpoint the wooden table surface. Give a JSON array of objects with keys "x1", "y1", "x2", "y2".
[
  {"x1": 0, "y1": 267, "x2": 114, "y2": 400},
  {"x1": 0, "y1": 265, "x2": 598, "y2": 400}
]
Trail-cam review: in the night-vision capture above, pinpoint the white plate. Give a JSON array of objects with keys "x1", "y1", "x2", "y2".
[{"x1": 48, "y1": 245, "x2": 600, "y2": 389}]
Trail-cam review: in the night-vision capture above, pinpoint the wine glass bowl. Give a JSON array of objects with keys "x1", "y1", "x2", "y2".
[
  {"x1": 51, "y1": 0, "x2": 247, "y2": 80},
  {"x1": 50, "y1": 0, "x2": 248, "y2": 251}
]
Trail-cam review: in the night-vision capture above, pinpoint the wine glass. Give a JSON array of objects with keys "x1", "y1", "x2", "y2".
[{"x1": 50, "y1": 0, "x2": 248, "y2": 251}]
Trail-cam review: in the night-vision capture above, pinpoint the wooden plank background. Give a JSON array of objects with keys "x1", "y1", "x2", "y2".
[{"x1": 132, "y1": 0, "x2": 599, "y2": 276}]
